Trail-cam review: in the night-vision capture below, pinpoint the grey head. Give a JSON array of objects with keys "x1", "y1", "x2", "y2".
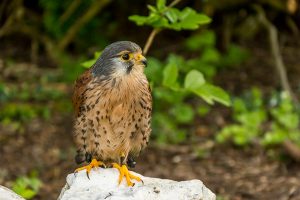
[{"x1": 91, "y1": 41, "x2": 147, "y2": 78}]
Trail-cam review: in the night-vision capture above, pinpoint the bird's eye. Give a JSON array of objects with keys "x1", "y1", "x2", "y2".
[{"x1": 121, "y1": 53, "x2": 130, "y2": 61}]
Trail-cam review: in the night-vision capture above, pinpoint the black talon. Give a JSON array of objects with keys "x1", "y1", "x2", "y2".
[
  {"x1": 85, "y1": 152, "x2": 92, "y2": 163},
  {"x1": 75, "y1": 152, "x2": 85, "y2": 164},
  {"x1": 127, "y1": 157, "x2": 136, "y2": 168},
  {"x1": 86, "y1": 171, "x2": 90, "y2": 179}
]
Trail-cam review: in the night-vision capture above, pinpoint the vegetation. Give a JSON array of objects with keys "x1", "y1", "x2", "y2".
[
  {"x1": 217, "y1": 89, "x2": 300, "y2": 148},
  {"x1": 12, "y1": 172, "x2": 42, "y2": 199}
]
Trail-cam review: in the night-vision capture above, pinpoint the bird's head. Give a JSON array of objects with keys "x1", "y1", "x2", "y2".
[{"x1": 91, "y1": 41, "x2": 147, "y2": 78}]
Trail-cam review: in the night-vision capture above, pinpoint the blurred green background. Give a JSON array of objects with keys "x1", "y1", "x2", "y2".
[{"x1": 0, "y1": 0, "x2": 300, "y2": 199}]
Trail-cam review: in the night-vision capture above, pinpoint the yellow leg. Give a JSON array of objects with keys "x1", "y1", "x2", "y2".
[
  {"x1": 75, "y1": 159, "x2": 105, "y2": 179},
  {"x1": 112, "y1": 163, "x2": 142, "y2": 186}
]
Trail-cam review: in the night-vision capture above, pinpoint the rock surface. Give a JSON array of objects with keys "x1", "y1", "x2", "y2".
[
  {"x1": 58, "y1": 168, "x2": 216, "y2": 200},
  {"x1": 0, "y1": 185, "x2": 25, "y2": 200}
]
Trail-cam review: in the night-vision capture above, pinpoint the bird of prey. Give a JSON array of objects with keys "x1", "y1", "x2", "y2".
[{"x1": 72, "y1": 41, "x2": 152, "y2": 186}]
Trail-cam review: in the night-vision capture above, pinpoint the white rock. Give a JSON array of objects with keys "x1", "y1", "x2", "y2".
[
  {"x1": 58, "y1": 168, "x2": 216, "y2": 200},
  {"x1": 0, "y1": 185, "x2": 25, "y2": 200}
]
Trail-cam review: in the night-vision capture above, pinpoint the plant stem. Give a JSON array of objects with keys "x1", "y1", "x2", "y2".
[
  {"x1": 142, "y1": 0, "x2": 183, "y2": 55},
  {"x1": 255, "y1": 5, "x2": 298, "y2": 104},
  {"x1": 58, "y1": 0, "x2": 111, "y2": 50},
  {"x1": 168, "y1": 0, "x2": 182, "y2": 8},
  {"x1": 59, "y1": 0, "x2": 82, "y2": 25},
  {"x1": 143, "y1": 28, "x2": 161, "y2": 55}
]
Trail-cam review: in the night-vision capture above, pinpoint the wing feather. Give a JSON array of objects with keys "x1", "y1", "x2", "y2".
[{"x1": 72, "y1": 69, "x2": 93, "y2": 117}]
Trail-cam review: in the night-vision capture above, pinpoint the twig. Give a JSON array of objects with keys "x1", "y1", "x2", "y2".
[
  {"x1": 168, "y1": 0, "x2": 182, "y2": 8},
  {"x1": 143, "y1": 0, "x2": 183, "y2": 55},
  {"x1": 59, "y1": 0, "x2": 82, "y2": 25},
  {"x1": 255, "y1": 5, "x2": 298, "y2": 104},
  {"x1": 58, "y1": 0, "x2": 111, "y2": 50},
  {"x1": 0, "y1": 0, "x2": 23, "y2": 37},
  {"x1": 283, "y1": 140, "x2": 300, "y2": 162},
  {"x1": 143, "y1": 28, "x2": 161, "y2": 55}
]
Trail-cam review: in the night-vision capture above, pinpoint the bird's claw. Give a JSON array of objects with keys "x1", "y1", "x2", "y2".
[
  {"x1": 74, "y1": 158, "x2": 106, "y2": 179},
  {"x1": 112, "y1": 163, "x2": 142, "y2": 187}
]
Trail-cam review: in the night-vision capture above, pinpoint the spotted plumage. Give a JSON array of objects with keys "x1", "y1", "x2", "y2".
[{"x1": 72, "y1": 41, "x2": 152, "y2": 169}]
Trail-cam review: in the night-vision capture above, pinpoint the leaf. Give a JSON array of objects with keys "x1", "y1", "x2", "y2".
[
  {"x1": 175, "y1": 8, "x2": 211, "y2": 30},
  {"x1": 165, "y1": 8, "x2": 179, "y2": 23},
  {"x1": 162, "y1": 62, "x2": 178, "y2": 88},
  {"x1": 81, "y1": 59, "x2": 96, "y2": 68},
  {"x1": 184, "y1": 70, "x2": 205, "y2": 90},
  {"x1": 192, "y1": 83, "x2": 231, "y2": 106},
  {"x1": 81, "y1": 51, "x2": 101, "y2": 68},
  {"x1": 21, "y1": 189, "x2": 36, "y2": 199},
  {"x1": 192, "y1": 86, "x2": 214, "y2": 105},
  {"x1": 156, "y1": 0, "x2": 166, "y2": 11},
  {"x1": 185, "y1": 30, "x2": 216, "y2": 50},
  {"x1": 200, "y1": 48, "x2": 221, "y2": 63},
  {"x1": 144, "y1": 57, "x2": 163, "y2": 84},
  {"x1": 129, "y1": 6, "x2": 211, "y2": 30},
  {"x1": 94, "y1": 51, "x2": 102, "y2": 58},
  {"x1": 147, "y1": 5, "x2": 157, "y2": 12},
  {"x1": 172, "y1": 104, "x2": 194, "y2": 123},
  {"x1": 128, "y1": 15, "x2": 149, "y2": 25}
]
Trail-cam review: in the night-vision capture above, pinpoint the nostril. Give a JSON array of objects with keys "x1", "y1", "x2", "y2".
[{"x1": 141, "y1": 59, "x2": 147, "y2": 67}]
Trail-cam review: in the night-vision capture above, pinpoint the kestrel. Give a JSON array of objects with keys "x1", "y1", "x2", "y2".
[{"x1": 72, "y1": 41, "x2": 152, "y2": 186}]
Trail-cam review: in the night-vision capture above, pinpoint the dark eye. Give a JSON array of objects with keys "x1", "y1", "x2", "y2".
[{"x1": 122, "y1": 53, "x2": 130, "y2": 61}]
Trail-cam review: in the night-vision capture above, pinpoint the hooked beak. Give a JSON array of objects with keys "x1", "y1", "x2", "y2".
[{"x1": 135, "y1": 53, "x2": 147, "y2": 67}]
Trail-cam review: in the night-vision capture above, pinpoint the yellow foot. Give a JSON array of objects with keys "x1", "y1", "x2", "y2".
[
  {"x1": 75, "y1": 159, "x2": 105, "y2": 179},
  {"x1": 112, "y1": 163, "x2": 142, "y2": 186}
]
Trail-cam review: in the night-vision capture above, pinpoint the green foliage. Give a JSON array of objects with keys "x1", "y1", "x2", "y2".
[
  {"x1": 217, "y1": 88, "x2": 266, "y2": 146},
  {"x1": 0, "y1": 81, "x2": 71, "y2": 132},
  {"x1": 12, "y1": 172, "x2": 42, "y2": 199},
  {"x1": 185, "y1": 30, "x2": 249, "y2": 80},
  {"x1": 262, "y1": 92, "x2": 300, "y2": 146},
  {"x1": 80, "y1": 0, "x2": 232, "y2": 144},
  {"x1": 144, "y1": 53, "x2": 230, "y2": 143},
  {"x1": 81, "y1": 52, "x2": 102, "y2": 68},
  {"x1": 129, "y1": 0, "x2": 211, "y2": 31},
  {"x1": 147, "y1": 54, "x2": 230, "y2": 106},
  {"x1": 217, "y1": 89, "x2": 300, "y2": 148},
  {"x1": 0, "y1": 83, "x2": 65, "y2": 102}
]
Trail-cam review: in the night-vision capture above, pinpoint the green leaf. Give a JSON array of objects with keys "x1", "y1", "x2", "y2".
[
  {"x1": 184, "y1": 70, "x2": 205, "y2": 90},
  {"x1": 81, "y1": 51, "x2": 101, "y2": 68},
  {"x1": 197, "y1": 105, "x2": 210, "y2": 116},
  {"x1": 163, "y1": 62, "x2": 178, "y2": 89},
  {"x1": 147, "y1": 5, "x2": 157, "y2": 13},
  {"x1": 185, "y1": 31, "x2": 216, "y2": 50},
  {"x1": 262, "y1": 129, "x2": 287, "y2": 146},
  {"x1": 94, "y1": 51, "x2": 101, "y2": 58},
  {"x1": 176, "y1": 8, "x2": 211, "y2": 30},
  {"x1": 129, "y1": 6, "x2": 211, "y2": 30},
  {"x1": 145, "y1": 57, "x2": 163, "y2": 84},
  {"x1": 165, "y1": 8, "x2": 179, "y2": 23},
  {"x1": 156, "y1": 0, "x2": 166, "y2": 11},
  {"x1": 192, "y1": 87, "x2": 214, "y2": 105},
  {"x1": 128, "y1": 15, "x2": 149, "y2": 25},
  {"x1": 192, "y1": 84, "x2": 231, "y2": 106},
  {"x1": 81, "y1": 59, "x2": 96, "y2": 68},
  {"x1": 172, "y1": 104, "x2": 194, "y2": 123},
  {"x1": 200, "y1": 48, "x2": 221, "y2": 63}
]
